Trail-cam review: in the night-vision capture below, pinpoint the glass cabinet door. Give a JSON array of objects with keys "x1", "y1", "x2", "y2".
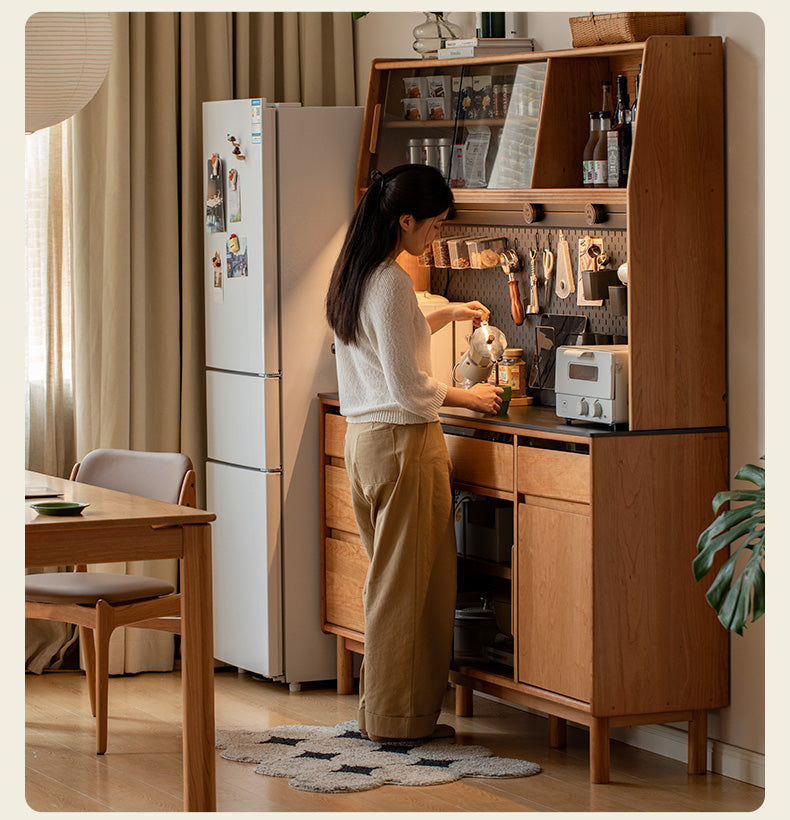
[{"x1": 372, "y1": 60, "x2": 547, "y2": 191}]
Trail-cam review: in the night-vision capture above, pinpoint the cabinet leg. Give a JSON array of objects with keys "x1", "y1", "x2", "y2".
[
  {"x1": 455, "y1": 683, "x2": 474, "y2": 717},
  {"x1": 336, "y1": 636, "x2": 354, "y2": 695},
  {"x1": 589, "y1": 717, "x2": 610, "y2": 784},
  {"x1": 549, "y1": 715, "x2": 567, "y2": 748},
  {"x1": 688, "y1": 709, "x2": 708, "y2": 774}
]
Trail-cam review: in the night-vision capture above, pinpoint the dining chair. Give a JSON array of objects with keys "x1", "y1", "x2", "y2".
[{"x1": 25, "y1": 448, "x2": 196, "y2": 755}]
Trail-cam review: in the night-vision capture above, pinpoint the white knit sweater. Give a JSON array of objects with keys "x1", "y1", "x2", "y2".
[{"x1": 334, "y1": 259, "x2": 448, "y2": 425}]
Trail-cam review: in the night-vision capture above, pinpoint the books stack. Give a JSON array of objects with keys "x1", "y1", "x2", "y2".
[{"x1": 437, "y1": 37, "x2": 535, "y2": 60}]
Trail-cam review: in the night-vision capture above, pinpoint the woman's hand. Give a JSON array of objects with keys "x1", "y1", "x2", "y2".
[
  {"x1": 452, "y1": 301, "x2": 490, "y2": 327},
  {"x1": 465, "y1": 382, "x2": 503, "y2": 414}
]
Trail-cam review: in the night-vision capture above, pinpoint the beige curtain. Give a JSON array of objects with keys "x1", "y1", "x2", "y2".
[{"x1": 29, "y1": 11, "x2": 355, "y2": 675}]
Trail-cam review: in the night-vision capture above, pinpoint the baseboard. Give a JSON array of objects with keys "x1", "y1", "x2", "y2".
[
  {"x1": 609, "y1": 723, "x2": 765, "y2": 788},
  {"x1": 470, "y1": 690, "x2": 764, "y2": 788}
]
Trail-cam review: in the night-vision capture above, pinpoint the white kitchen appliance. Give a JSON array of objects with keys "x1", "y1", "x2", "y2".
[
  {"x1": 416, "y1": 292, "x2": 473, "y2": 385},
  {"x1": 203, "y1": 99, "x2": 363, "y2": 687},
  {"x1": 554, "y1": 344, "x2": 629, "y2": 425}
]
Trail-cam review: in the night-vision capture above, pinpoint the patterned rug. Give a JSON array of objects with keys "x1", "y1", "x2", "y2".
[{"x1": 216, "y1": 719, "x2": 541, "y2": 793}]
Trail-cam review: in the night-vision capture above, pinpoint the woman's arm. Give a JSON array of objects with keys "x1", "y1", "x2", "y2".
[{"x1": 426, "y1": 301, "x2": 489, "y2": 334}]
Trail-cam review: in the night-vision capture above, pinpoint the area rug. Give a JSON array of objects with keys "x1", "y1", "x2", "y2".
[{"x1": 216, "y1": 719, "x2": 541, "y2": 793}]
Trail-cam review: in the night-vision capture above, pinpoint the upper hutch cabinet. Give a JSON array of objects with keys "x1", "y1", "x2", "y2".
[{"x1": 354, "y1": 37, "x2": 726, "y2": 432}]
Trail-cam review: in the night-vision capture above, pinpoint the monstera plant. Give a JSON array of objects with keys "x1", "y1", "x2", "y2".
[{"x1": 693, "y1": 458, "x2": 765, "y2": 635}]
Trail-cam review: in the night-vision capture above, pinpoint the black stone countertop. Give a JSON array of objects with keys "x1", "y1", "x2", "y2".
[{"x1": 319, "y1": 393, "x2": 728, "y2": 439}]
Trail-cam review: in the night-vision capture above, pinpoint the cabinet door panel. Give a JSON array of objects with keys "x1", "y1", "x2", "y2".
[
  {"x1": 517, "y1": 501, "x2": 592, "y2": 702},
  {"x1": 517, "y1": 446, "x2": 590, "y2": 503},
  {"x1": 324, "y1": 412, "x2": 347, "y2": 459}
]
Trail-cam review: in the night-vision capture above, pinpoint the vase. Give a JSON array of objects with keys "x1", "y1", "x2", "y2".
[{"x1": 412, "y1": 12, "x2": 462, "y2": 58}]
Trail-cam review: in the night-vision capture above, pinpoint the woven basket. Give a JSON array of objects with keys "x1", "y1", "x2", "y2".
[{"x1": 569, "y1": 12, "x2": 686, "y2": 48}]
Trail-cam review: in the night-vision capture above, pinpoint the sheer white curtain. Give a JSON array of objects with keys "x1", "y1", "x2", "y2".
[
  {"x1": 25, "y1": 122, "x2": 79, "y2": 674},
  {"x1": 25, "y1": 122, "x2": 75, "y2": 478}
]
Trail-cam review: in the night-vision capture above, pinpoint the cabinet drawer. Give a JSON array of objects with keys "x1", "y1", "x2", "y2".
[
  {"x1": 445, "y1": 434, "x2": 513, "y2": 492},
  {"x1": 517, "y1": 446, "x2": 590, "y2": 504},
  {"x1": 324, "y1": 536, "x2": 367, "y2": 633},
  {"x1": 324, "y1": 412, "x2": 347, "y2": 459},
  {"x1": 324, "y1": 464, "x2": 359, "y2": 534}
]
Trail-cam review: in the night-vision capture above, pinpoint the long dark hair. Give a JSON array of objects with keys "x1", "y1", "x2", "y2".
[{"x1": 326, "y1": 163, "x2": 453, "y2": 345}]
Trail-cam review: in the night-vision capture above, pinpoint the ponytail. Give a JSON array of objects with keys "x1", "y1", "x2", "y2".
[{"x1": 326, "y1": 164, "x2": 453, "y2": 345}]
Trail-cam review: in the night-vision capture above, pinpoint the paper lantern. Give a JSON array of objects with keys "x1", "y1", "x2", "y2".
[{"x1": 25, "y1": 12, "x2": 113, "y2": 134}]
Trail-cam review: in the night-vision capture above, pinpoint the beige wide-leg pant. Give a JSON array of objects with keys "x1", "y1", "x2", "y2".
[{"x1": 344, "y1": 420, "x2": 457, "y2": 739}]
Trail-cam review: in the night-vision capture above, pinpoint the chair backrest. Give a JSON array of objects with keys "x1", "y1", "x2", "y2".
[{"x1": 73, "y1": 449, "x2": 194, "y2": 506}]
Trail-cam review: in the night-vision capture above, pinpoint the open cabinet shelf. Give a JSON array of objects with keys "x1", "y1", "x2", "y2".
[{"x1": 355, "y1": 35, "x2": 726, "y2": 432}]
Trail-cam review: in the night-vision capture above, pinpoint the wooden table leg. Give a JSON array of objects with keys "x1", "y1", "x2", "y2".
[
  {"x1": 688, "y1": 709, "x2": 708, "y2": 774},
  {"x1": 181, "y1": 525, "x2": 217, "y2": 811},
  {"x1": 455, "y1": 683, "x2": 473, "y2": 716},
  {"x1": 337, "y1": 636, "x2": 354, "y2": 694},
  {"x1": 549, "y1": 715, "x2": 567, "y2": 748},
  {"x1": 589, "y1": 717, "x2": 610, "y2": 784}
]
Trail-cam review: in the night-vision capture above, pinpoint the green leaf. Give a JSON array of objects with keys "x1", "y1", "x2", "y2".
[
  {"x1": 351, "y1": 12, "x2": 369, "y2": 22},
  {"x1": 734, "y1": 462, "x2": 765, "y2": 488},
  {"x1": 693, "y1": 514, "x2": 762, "y2": 580},
  {"x1": 704, "y1": 545, "x2": 746, "y2": 610},
  {"x1": 711, "y1": 489, "x2": 763, "y2": 515}
]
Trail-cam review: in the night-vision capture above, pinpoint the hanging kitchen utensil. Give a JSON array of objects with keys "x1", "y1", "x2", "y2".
[
  {"x1": 542, "y1": 243, "x2": 555, "y2": 305},
  {"x1": 577, "y1": 236, "x2": 604, "y2": 306},
  {"x1": 481, "y1": 247, "x2": 524, "y2": 326},
  {"x1": 526, "y1": 247, "x2": 540, "y2": 314},
  {"x1": 554, "y1": 231, "x2": 574, "y2": 298}
]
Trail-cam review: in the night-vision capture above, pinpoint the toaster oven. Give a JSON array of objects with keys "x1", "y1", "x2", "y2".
[{"x1": 554, "y1": 345, "x2": 629, "y2": 425}]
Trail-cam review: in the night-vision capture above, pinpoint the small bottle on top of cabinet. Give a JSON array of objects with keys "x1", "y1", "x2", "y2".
[
  {"x1": 582, "y1": 111, "x2": 600, "y2": 187},
  {"x1": 593, "y1": 110, "x2": 611, "y2": 188}
]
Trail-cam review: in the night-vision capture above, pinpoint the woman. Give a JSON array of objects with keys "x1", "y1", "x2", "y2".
[{"x1": 325, "y1": 164, "x2": 502, "y2": 742}]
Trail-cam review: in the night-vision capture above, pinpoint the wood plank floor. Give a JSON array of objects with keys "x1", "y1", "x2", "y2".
[{"x1": 25, "y1": 668, "x2": 764, "y2": 812}]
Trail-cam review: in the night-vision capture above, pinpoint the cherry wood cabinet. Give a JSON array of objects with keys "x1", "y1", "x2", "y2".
[{"x1": 319, "y1": 397, "x2": 729, "y2": 783}]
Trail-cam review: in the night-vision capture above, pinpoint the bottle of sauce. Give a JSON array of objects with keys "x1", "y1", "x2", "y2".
[
  {"x1": 499, "y1": 349, "x2": 526, "y2": 398},
  {"x1": 582, "y1": 111, "x2": 600, "y2": 188},
  {"x1": 607, "y1": 75, "x2": 632, "y2": 188},
  {"x1": 593, "y1": 110, "x2": 610, "y2": 188}
]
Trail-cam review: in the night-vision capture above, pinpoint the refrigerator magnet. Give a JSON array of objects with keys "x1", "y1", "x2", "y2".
[
  {"x1": 212, "y1": 250, "x2": 224, "y2": 303},
  {"x1": 226, "y1": 235, "x2": 248, "y2": 278},
  {"x1": 226, "y1": 133, "x2": 245, "y2": 160},
  {"x1": 228, "y1": 168, "x2": 241, "y2": 223},
  {"x1": 206, "y1": 153, "x2": 225, "y2": 233}
]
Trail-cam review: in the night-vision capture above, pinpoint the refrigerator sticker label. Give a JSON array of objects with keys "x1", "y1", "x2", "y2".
[
  {"x1": 212, "y1": 249, "x2": 224, "y2": 303},
  {"x1": 251, "y1": 98, "x2": 262, "y2": 144},
  {"x1": 228, "y1": 168, "x2": 241, "y2": 223},
  {"x1": 226, "y1": 235, "x2": 248, "y2": 278}
]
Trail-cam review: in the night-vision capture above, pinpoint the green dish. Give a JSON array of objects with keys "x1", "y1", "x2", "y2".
[{"x1": 31, "y1": 501, "x2": 89, "y2": 516}]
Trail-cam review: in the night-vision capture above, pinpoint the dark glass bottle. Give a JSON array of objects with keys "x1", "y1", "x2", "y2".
[{"x1": 607, "y1": 75, "x2": 632, "y2": 188}]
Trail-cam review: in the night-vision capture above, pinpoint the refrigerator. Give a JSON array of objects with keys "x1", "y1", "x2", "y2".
[{"x1": 202, "y1": 99, "x2": 363, "y2": 687}]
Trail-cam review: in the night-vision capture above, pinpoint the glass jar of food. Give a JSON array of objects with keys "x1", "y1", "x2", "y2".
[{"x1": 498, "y1": 348, "x2": 526, "y2": 398}]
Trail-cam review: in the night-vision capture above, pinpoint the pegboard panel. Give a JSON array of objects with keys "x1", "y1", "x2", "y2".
[{"x1": 430, "y1": 224, "x2": 628, "y2": 367}]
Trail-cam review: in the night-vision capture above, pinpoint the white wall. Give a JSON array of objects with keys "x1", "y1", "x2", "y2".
[{"x1": 353, "y1": 9, "x2": 765, "y2": 765}]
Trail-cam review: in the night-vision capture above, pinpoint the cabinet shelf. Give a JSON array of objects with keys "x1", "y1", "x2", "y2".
[
  {"x1": 385, "y1": 118, "x2": 508, "y2": 129},
  {"x1": 458, "y1": 554, "x2": 512, "y2": 581}
]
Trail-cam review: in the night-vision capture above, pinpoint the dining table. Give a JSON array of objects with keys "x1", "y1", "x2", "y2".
[{"x1": 25, "y1": 470, "x2": 217, "y2": 812}]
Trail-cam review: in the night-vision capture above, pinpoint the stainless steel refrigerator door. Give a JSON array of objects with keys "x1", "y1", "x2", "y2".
[
  {"x1": 203, "y1": 99, "x2": 278, "y2": 377},
  {"x1": 207, "y1": 460, "x2": 282, "y2": 677},
  {"x1": 206, "y1": 369, "x2": 281, "y2": 471}
]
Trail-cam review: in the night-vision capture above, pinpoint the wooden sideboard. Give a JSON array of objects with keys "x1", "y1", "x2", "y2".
[{"x1": 319, "y1": 395, "x2": 729, "y2": 782}]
